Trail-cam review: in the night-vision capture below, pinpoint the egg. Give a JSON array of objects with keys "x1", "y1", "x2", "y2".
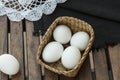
[
  {"x1": 53, "y1": 25, "x2": 72, "y2": 44},
  {"x1": 61, "y1": 46, "x2": 81, "y2": 69},
  {"x1": 70, "y1": 31, "x2": 89, "y2": 51},
  {"x1": 0, "y1": 54, "x2": 20, "y2": 75},
  {"x1": 42, "y1": 41, "x2": 64, "y2": 63}
]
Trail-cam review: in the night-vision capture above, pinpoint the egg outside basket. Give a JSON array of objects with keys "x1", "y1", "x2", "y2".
[{"x1": 37, "y1": 16, "x2": 94, "y2": 77}]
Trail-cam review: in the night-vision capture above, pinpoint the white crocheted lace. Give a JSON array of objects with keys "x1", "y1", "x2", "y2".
[{"x1": 0, "y1": 0, "x2": 67, "y2": 21}]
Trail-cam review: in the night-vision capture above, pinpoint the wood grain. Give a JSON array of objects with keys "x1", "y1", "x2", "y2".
[
  {"x1": 77, "y1": 56, "x2": 92, "y2": 80},
  {"x1": 10, "y1": 21, "x2": 24, "y2": 80},
  {"x1": 26, "y1": 20, "x2": 41, "y2": 80},
  {"x1": 0, "y1": 16, "x2": 8, "y2": 80},
  {"x1": 44, "y1": 69, "x2": 58, "y2": 80},
  {"x1": 108, "y1": 44, "x2": 120, "y2": 80},
  {"x1": 93, "y1": 49, "x2": 109, "y2": 80}
]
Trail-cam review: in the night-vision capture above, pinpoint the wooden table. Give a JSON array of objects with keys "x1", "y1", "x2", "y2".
[{"x1": 0, "y1": 16, "x2": 119, "y2": 80}]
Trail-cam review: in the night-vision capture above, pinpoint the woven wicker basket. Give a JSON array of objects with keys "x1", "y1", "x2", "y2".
[{"x1": 37, "y1": 16, "x2": 94, "y2": 77}]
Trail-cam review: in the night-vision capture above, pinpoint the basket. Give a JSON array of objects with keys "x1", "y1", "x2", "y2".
[{"x1": 37, "y1": 16, "x2": 94, "y2": 77}]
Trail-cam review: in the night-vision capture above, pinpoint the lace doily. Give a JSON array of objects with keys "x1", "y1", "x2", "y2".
[{"x1": 0, "y1": 0, "x2": 67, "y2": 21}]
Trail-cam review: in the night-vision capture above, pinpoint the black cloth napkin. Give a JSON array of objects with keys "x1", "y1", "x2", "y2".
[{"x1": 33, "y1": 0, "x2": 120, "y2": 49}]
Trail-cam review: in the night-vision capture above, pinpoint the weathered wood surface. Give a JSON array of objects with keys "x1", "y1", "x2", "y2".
[
  {"x1": 0, "y1": 16, "x2": 8, "y2": 80},
  {"x1": 25, "y1": 20, "x2": 41, "y2": 80},
  {"x1": 93, "y1": 49, "x2": 109, "y2": 80},
  {"x1": 77, "y1": 56, "x2": 92, "y2": 80},
  {"x1": 10, "y1": 21, "x2": 24, "y2": 80},
  {"x1": 108, "y1": 45, "x2": 120, "y2": 80},
  {"x1": 0, "y1": 16, "x2": 119, "y2": 80}
]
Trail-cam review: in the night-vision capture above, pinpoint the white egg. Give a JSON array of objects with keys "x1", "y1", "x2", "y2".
[
  {"x1": 0, "y1": 54, "x2": 20, "y2": 75},
  {"x1": 70, "y1": 31, "x2": 89, "y2": 51},
  {"x1": 61, "y1": 46, "x2": 81, "y2": 69},
  {"x1": 53, "y1": 25, "x2": 72, "y2": 44},
  {"x1": 42, "y1": 41, "x2": 64, "y2": 63}
]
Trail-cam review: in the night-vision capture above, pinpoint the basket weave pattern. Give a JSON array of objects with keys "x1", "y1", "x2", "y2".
[{"x1": 37, "y1": 16, "x2": 94, "y2": 77}]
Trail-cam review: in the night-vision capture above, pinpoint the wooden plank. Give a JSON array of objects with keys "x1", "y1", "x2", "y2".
[
  {"x1": 93, "y1": 49, "x2": 109, "y2": 80},
  {"x1": 108, "y1": 44, "x2": 120, "y2": 80},
  {"x1": 77, "y1": 56, "x2": 92, "y2": 80},
  {"x1": 44, "y1": 69, "x2": 58, "y2": 80},
  {"x1": 10, "y1": 21, "x2": 24, "y2": 80},
  {"x1": 59, "y1": 75, "x2": 76, "y2": 80},
  {"x1": 0, "y1": 16, "x2": 8, "y2": 80},
  {"x1": 25, "y1": 20, "x2": 41, "y2": 80}
]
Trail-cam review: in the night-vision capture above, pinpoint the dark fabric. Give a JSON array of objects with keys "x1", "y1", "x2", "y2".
[{"x1": 33, "y1": 0, "x2": 120, "y2": 49}]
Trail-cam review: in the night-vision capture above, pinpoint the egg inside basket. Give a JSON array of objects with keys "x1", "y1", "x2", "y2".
[{"x1": 37, "y1": 16, "x2": 94, "y2": 77}]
